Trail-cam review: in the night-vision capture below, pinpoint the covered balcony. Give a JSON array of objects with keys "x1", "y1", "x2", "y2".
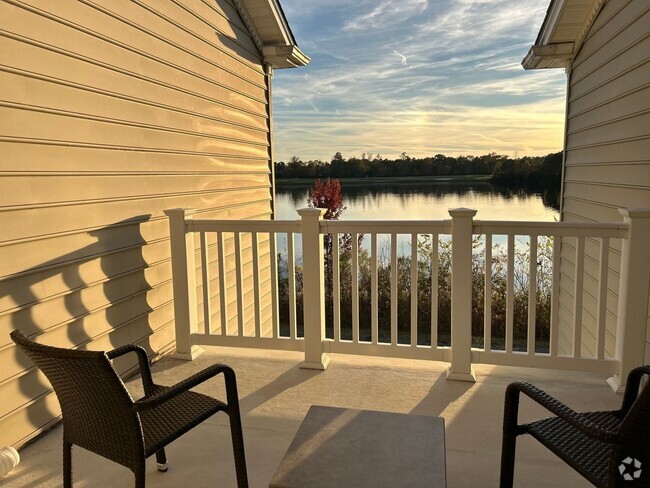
[{"x1": 4, "y1": 206, "x2": 649, "y2": 487}]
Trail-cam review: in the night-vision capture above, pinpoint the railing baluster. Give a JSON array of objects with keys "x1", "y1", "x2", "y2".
[
  {"x1": 269, "y1": 232, "x2": 279, "y2": 339},
  {"x1": 333, "y1": 233, "x2": 341, "y2": 342},
  {"x1": 217, "y1": 231, "x2": 228, "y2": 336},
  {"x1": 352, "y1": 232, "x2": 359, "y2": 343},
  {"x1": 288, "y1": 232, "x2": 297, "y2": 339},
  {"x1": 252, "y1": 232, "x2": 261, "y2": 338},
  {"x1": 573, "y1": 237, "x2": 585, "y2": 358},
  {"x1": 200, "y1": 231, "x2": 213, "y2": 334},
  {"x1": 484, "y1": 234, "x2": 492, "y2": 352},
  {"x1": 411, "y1": 233, "x2": 418, "y2": 347},
  {"x1": 597, "y1": 237, "x2": 609, "y2": 360},
  {"x1": 234, "y1": 232, "x2": 245, "y2": 337},
  {"x1": 527, "y1": 235, "x2": 537, "y2": 355},
  {"x1": 431, "y1": 233, "x2": 439, "y2": 349},
  {"x1": 506, "y1": 234, "x2": 514, "y2": 354},
  {"x1": 550, "y1": 235, "x2": 560, "y2": 356},
  {"x1": 371, "y1": 233, "x2": 378, "y2": 344},
  {"x1": 391, "y1": 233, "x2": 397, "y2": 346}
]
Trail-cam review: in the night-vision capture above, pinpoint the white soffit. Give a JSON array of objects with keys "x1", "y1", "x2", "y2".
[
  {"x1": 522, "y1": 0, "x2": 603, "y2": 70},
  {"x1": 233, "y1": 0, "x2": 310, "y2": 69}
]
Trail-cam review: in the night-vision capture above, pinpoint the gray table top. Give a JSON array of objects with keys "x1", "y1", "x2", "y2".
[{"x1": 269, "y1": 406, "x2": 446, "y2": 488}]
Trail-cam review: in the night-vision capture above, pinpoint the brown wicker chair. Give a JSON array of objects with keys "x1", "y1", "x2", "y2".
[
  {"x1": 11, "y1": 330, "x2": 248, "y2": 488},
  {"x1": 500, "y1": 365, "x2": 650, "y2": 487}
]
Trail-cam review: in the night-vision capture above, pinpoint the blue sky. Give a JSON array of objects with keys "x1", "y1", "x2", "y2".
[{"x1": 272, "y1": 0, "x2": 567, "y2": 162}]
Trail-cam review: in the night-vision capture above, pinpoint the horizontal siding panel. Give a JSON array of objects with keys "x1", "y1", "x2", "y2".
[
  {"x1": 2, "y1": 1, "x2": 266, "y2": 103},
  {"x1": 571, "y1": 11, "x2": 650, "y2": 85},
  {"x1": 0, "y1": 188, "x2": 270, "y2": 246},
  {"x1": 563, "y1": 181, "x2": 650, "y2": 208},
  {"x1": 0, "y1": 230, "x2": 169, "y2": 288},
  {"x1": 79, "y1": 0, "x2": 265, "y2": 78},
  {"x1": 0, "y1": 207, "x2": 271, "y2": 300},
  {"x1": 0, "y1": 174, "x2": 271, "y2": 208},
  {"x1": 567, "y1": 61, "x2": 650, "y2": 114},
  {"x1": 0, "y1": 73, "x2": 268, "y2": 145},
  {"x1": 564, "y1": 162, "x2": 650, "y2": 186},
  {"x1": 566, "y1": 111, "x2": 650, "y2": 148},
  {"x1": 574, "y1": 0, "x2": 649, "y2": 66},
  {"x1": 0, "y1": 262, "x2": 173, "y2": 348},
  {"x1": 0, "y1": 107, "x2": 269, "y2": 159},
  {"x1": 0, "y1": 38, "x2": 268, "y2": 128},
  {"x1": 1, "y1": 298, "x2": 175, "y2": 386},
  {"x1": 565, "y1": 137, "x2": 650, "y2": 162},
  {"x1": 137, "y1": 0, "x2": 261, "y2": 64},
  {"x1": 568, "y1": 86, "x2": 650, "y2": 133},
  {"x1": 0, "y1": 142, "x2": 270, "y2": 174}
]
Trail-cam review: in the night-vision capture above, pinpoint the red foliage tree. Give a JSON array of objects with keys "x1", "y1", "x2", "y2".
[{"x1": 307, "y1": 178, "x2": 346, "y2": 220}]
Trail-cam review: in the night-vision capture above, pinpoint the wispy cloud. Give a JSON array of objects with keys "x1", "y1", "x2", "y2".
[
  {"x1": 273, "y1": 0, "x2": 566, "y2": 161},
  {"x1": 344, "y1": 0, "x2": 429, "y2": 31}
]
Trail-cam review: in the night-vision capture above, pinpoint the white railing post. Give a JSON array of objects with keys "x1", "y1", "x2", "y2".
[
  {"x1": 298, "y1": 208, "x2": 331, "y2": 370},
  {"x1": 607, "y1": 208, "x2": 650, "y2": 392},
  {"x1": 447, "y1": 208, "x2": 477, "y2": 382},
  {"x1": 164, "y1": 208, "x2": 204, "y2": 360}
]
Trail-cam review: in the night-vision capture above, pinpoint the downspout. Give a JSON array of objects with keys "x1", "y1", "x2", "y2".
[
  {"x1": 266, "y1": 64, "x2": 276, "y2": 220},
  {"x1": 558, "y1": 64, "x2": 571, "y2": 221}
]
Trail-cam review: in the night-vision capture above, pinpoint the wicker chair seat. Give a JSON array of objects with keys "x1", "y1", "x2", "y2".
[
  {"x1": 526, "y1": 412, "x2": 621, "y2": 488},
  {"x1": 500, "y1": 367, "x2": 650, "y2": 487},
  {"x1": 140, "y1": 386, "x2": 227, "y2": 457},
  {"x1": 10, "y1": 330, "x2": 248, "y2": 487}
]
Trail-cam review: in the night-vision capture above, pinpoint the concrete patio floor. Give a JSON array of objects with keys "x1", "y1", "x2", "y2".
[{"x1": 5, "y1": 347, "x2": 622, "y2": 487}]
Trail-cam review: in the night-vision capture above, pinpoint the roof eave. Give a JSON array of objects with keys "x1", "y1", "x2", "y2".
[
  {"x1": 522, "y1": 0, "x2": 603, "y2": 70},
  {"x1": 262, "y1": 45, "x2": 311, "y2": 69},
  {"x1": 522, "y1": 42, "x2": 574, "y2": 70},
  {"x1": 235, "y1": 0, "x2": 310, "y2": 69}
]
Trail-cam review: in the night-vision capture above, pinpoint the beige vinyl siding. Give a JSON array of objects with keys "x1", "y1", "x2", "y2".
[
  {"x1": 0, "y1": 0, "x2": 273, "y2": 448},
  {"x1": 557, "y1": 0, "x2": 650, "y2": 362}
]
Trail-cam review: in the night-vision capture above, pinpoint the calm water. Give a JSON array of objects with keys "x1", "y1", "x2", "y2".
[{"x1": 276, "y1": 180, "x2": 559, "y2": 221}]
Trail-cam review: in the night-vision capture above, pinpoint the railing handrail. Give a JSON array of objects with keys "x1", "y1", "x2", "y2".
[
  {"x1": 474, "y1": 220, "x2": 628, "y2": 238},
  {"x1": 189, "y1": 218, "x2": 629, "y2": 240},
  {"x1": 321, "y1": 220, "x2": 452, "y2": 234},
  {"x1": 189, "y1": 219, "x2": 301, "y2": 233}
]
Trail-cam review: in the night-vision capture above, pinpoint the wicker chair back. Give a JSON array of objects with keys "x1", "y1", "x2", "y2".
[{"x1": 11, "y1": 330, "x2": 143, "y2": 469}]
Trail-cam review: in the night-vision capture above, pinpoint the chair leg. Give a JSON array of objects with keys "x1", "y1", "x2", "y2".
[
  {"x1": 223, "y1": 368, "x2": 248, "y2": 488},
  {"x1": 134, "y1": 464, "x2": 146, "y2": 488},
  {"x1": 63, "y1": 439, "x2": 73, "y2": 488},
  {"x1": 500, "y1": 384, "x2": 522, "y2": 488},
  {"x1": 155, "y1": 449, "x2": 168, "y2": 472},
  {"x1": 228, "y1": 412, "x2": 249, "y2": 488},
  {"x1": 499, "y1": 426, "x2": 517, "y2": 488}
]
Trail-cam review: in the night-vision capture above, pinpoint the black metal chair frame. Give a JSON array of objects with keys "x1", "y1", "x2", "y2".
[
  {"x1": 11, "y1": 330, "x2": 248, "y2": 487},
  {"x1": 500, "y1": 365, "x2": 650, "y2": 487}
]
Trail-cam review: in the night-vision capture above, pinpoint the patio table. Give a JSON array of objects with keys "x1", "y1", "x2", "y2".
[{"x1": 269, "y1": 405, "x2": 446, "y2": 488}]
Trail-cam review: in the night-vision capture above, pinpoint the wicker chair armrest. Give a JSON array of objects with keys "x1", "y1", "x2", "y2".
[
  {"x1": 507, "y1": 381, "x2": 618, "y2": 443},
  {"x1": 133, "y1": 364, "x2": 234, "y2": 412},
  {"x1": 106, "y1": 344, "x2": 155, "y2": 394}
]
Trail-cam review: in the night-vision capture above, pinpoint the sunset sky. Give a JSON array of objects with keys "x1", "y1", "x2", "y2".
[{"x1": 272, "y1": 0, "x2": 567, "y2": 162}]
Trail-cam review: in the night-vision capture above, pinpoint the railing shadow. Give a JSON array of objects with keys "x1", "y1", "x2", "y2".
[{"x1": 2, "y1": 215, "x2": 155, "y2": 443}]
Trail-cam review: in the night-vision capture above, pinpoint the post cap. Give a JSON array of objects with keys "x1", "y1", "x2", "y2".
[
  {"x1": 448, "y1": 207, "x2": 478, "y2": 217},
  {"x1": 297, "y1": 207, "x2": 327, "y2": 218},
  {"x1": 164, "y1": 208, "x2": 198, "y2": 216},
  {"x1": 619, "y1": 208, "x2": 650, "y2": 219}
]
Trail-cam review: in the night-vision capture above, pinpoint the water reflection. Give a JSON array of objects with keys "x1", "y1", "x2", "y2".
[{"x1": 276, "y1": 181, "x2": 559, "y2": 221}]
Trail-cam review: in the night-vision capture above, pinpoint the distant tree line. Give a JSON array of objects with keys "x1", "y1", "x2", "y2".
[{"x1": 275, "y1": 151, "x2": 563, "y2": 190}]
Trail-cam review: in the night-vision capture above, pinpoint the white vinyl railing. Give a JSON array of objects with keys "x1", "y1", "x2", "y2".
[{"x1": 165, "y1": 207, "x2": 650, "y2": 390}]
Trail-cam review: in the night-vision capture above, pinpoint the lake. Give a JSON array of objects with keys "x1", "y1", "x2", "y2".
[{"x1": 276, "y1": 180, "x2": 559, "y2": 221}]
